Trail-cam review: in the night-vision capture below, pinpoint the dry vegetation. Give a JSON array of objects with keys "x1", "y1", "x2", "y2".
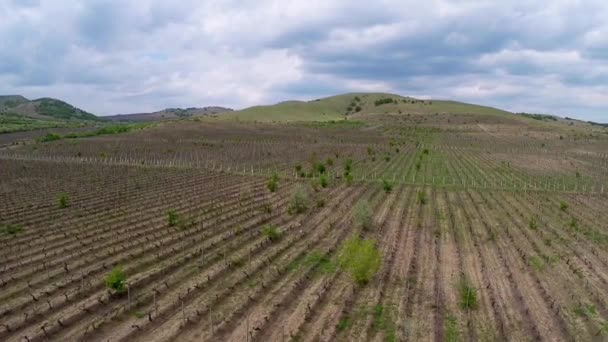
[{"x1": 0, "y1": 106, "x2": 607, "y2": 341}]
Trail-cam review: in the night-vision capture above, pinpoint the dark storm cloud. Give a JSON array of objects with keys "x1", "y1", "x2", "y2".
[{"x1": 0, "y1": 0, "x2": 606, "y2": 120}]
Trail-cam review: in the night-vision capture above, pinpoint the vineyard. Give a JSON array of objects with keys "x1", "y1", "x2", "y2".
[{"x1": 1, "y1": 111, "x2": 607, "y2": 341}]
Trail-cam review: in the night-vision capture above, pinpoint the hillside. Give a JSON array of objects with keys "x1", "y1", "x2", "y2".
[
  {"x1": 217, "y1": 92, "x2": 515, "y2": 123},
  {"x1": 0, "y1": 95, "x2": 100, "y2": 133},
  {"x1": 104, "y1": 106, "x2": 233, "y2": 122}
]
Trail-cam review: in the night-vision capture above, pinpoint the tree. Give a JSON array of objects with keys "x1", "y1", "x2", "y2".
[
  {"x1": 338, "y1": 237, "x2": 381, "y2": 285},
  {"x1": 288, "y1": 185, "x2": 309, "y2": 214},
  {"x1": 353, "y1": 200, "x2": 373, "y2": 230}
]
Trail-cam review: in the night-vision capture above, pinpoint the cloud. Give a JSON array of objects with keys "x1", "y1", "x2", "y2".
[{"x1": 0, "y1": 0, "x2": 606, "y2": 121}]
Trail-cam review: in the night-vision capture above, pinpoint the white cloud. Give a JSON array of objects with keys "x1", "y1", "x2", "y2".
[{"x1": 0, "y1": 0, "x2": 606, "y2": 121}]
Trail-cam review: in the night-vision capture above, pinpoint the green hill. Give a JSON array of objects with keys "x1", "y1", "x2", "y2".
[
  {"x1": 0, "y1": 95, "x2": 100, "y2": 133},
  {"x1": 215, "y1": 92, "x2": 514, "y2": 123}
]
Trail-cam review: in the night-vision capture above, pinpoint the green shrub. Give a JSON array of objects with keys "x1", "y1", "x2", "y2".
[
  {"x1": 1, "y1": 223, "x2": 23, "y2": 236},
  {"x1": 57, "y1": 193, "x2": 69, "y2": 208},
  {"x1": 167, "y1": 210, "x2": 180, "y2": 226},
  {"x1": 288, "y1": 185, "x2": 309, "y2": 214},
  {"x1": 559, "y1": 201, "x2": 569, "y2": 211},
  {"x1": 353, "y1": 200, "x2": 373, "y2": 230},
  {"x1": 345, "y1": 173, "x2": 354, "y2": 185},
  {"x1": 267, "y1": 172, "x2": 279, "y2": 192},
  {"x1": 338, "y1": 237, "x2": 381, "y2": 285},
  {"x1": 344, "y1": 159, "x2": 353, "y2": 173},
  {"x1": 262, "y1": 225, "x2": 282, "y2": 241},
  {"x1": 326, "y1": 158, "x2": 334, "y2": 166},
  {"x1": 319, "y1": 174, "x2": 329, "y2": 188},
  {"x1": 458, "y1": 278, "x2": 478, "y2": 310},
  {"x1": 315, "y1": 163, "x2": 326, "y2": 174},
  {"x1": 105, "y1": 266, "x2": 127, "y2": 293},
  {"x1": 529, "y1": 217, "x2": 538, "y2": 230},
  {"x1": 417, "y1": 190, "x2": 427, "y2": 205},
  {"x1": 382, "y1": 179, "x2": 393, "y2": 193},
  {"x1": 37, "y1": 133, "x2": 62, "y2": 143}
]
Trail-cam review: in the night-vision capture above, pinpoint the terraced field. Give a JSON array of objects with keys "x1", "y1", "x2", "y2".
[{"x1": 1, "y1": 111, "x2": 607, "y2": 341}]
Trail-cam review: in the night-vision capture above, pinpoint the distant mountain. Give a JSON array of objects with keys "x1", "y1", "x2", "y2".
[
  {"x1": 0, "y1": 95, "x2": 99, "y2": 121},
  {"x1": 103, "y1": 106, "x2": 233, "y2": 122}
]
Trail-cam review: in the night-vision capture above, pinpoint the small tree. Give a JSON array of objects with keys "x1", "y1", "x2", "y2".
[
  {"x1": 353, "y1": 200, "x2": 373, "y2": 230},
  {"x1": 105, "y1": 266, "x2": 127, "y2": 294},
  {"x1": 338, "y1": 237, "x2": 381, "y2": 285},
  {"x1": 267, "y1": 172, "x2": 279, "y2": 192},
  {"x1": 57, "y1": 193, "x2": 69, "y2": 209},
  {"x1": 288, "y1": 185, "x2": 309, "y2": 214}
]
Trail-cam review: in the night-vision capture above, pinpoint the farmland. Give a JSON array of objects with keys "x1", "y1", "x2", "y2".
[{"x1": 1, "y1": 102, "x2": 608, "y2": 341}]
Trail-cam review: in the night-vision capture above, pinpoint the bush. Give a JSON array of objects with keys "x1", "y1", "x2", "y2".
[
  {"x1": 344, "y1": 159, "x2": 353, "y2": 173},
  {"x1": 326, "y1": 157, "x2": 334, "y2": 166},
  {"x1": 105, "y1": 266, "x2": 127, "y2": 294},
  {"x1": 262, "y1": 225, "x2": 282, "y2": 242},
  {"x1": 338, "y1": 237, "x2": 381, "y2": 285},
  {"x1": 559, "y1": 201, "x2": 569, "y2": 211},
  {"x1": 417, "y1": 190, "x2": 427, "y2": 205},
  {"x1": 458, "y1": 278, "x2": 478, "y2": 310},
  {"x1": 353, "y1": 200, "x2": 373, "y2": 230},
  {"x1": 319, "y1": 174, "x2": 329, "y2": 188},
  {"x1": 529, "y1": 217, "x2": 538, "y2": 230},
  {"x1": 315, "y1": 163, "x2": 326, "y2": 174},
  {"x1": 167, "y1": 210, "x2": 180, "y2": 226},
  {"x1": 382, "y1": 179, "x2": 393, "y2": 193},
  {"x1": 1, "y1": 223, "x2": 23, "y2": 236},
  {"x1": 345, "y1": 173, "x2": 354, "y2": 185},
  {"x1": 288, "y1": 185, "x2": 309, "y2": 214},
  {"x1": 267, "y1": 172, "x2": 279, "y2": 192},
  {"x1": 57, "y1": 193, "x2": 69, "y2": 208},
  {"x1": 37, "y1": 133, "x2": 62, "y2": 143}
]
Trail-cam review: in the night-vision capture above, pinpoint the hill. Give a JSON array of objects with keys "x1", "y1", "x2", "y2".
[
  {"x1": 0, "y1": 95, "x2": 100, "y2": 133},
  {"x1": 104, "y1": 106, "x2": 233, "y2": 122},
  {"x1": 216, "y1": 92, "x2": 514, "y2": 123}
]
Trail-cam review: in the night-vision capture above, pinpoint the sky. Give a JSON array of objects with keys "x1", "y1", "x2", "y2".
[{"x1": 0, "y1": 0, "x2": 607, "y2": 121}]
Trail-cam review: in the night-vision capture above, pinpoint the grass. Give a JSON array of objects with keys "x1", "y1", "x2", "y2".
[
  {"x1": 573, "y1": 303, "x2": 598, "y2": 318},
  {"x1": 444, "y1": 314, "x2": 460, "y2": 342},
  {"x1": 458, "y1": 278, "x2": 478, "y2": 311}
]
